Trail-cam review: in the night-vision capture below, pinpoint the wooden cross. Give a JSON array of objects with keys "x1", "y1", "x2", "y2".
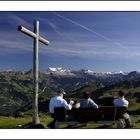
[{"x1": 18, "y1": 20, "x2": 49, "y2": 124}]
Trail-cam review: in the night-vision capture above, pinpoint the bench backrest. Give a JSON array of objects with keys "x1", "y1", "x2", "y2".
[
  {"x1": 98, "y1": 106, "x2": 127, "y2": 120},
  {"x1": 54, "y1": 107, "x2": 67, "y2": 121},
  {"x1": 54, "y1": 106, "x2": 127, "y2": 121}
]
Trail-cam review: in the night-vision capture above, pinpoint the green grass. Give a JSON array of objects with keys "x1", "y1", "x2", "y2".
[
  {"x1": 39, "y1": 113, "x2": 53, "y2": 128},
  {"x1": 0, "y1": 116, "x2": 31, "y2": 128},
  {"x1": 132, "y1": 122, "x2": 140, "y2": 128},
  {"x1": 0, "y1": 113, "x2": 53, "y2": 129},
  {"x1": 59, "y1": 123, "x2": 116, "y2": 129}
]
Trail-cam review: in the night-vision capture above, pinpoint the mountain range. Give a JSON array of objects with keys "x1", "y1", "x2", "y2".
[
  {"x1": 0, "y1": 67, "x2": 140, "y2": 116},
  {"x1": 46, "y1": 67, "x2": 140, "y2": 91}
]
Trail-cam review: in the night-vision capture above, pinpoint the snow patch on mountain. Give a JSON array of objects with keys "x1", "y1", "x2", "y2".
[
  {"x1": 46, "y1": 67, "x2": 131, "y2": 77},
  {"x1": 46, "y1": 67, "x2": 75, "y2": 76},
  {"x1": 79, "y1": 69, "x2": 94, "y2": 74}
]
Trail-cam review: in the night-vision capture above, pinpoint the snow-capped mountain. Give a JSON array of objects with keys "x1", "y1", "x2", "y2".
[
  {"x1": 79, "y1": 69, "x2": 94, "y2": 74},
  {"x1": 47, "y1": 67, "x2": 68, "y2": 72},
  {"x1": 6, "y1": 69, "x2": 14, "y2": 72},
  {"x1": 44, "y1": 67, "x2": 140, "y2": 92},
  {"x1": 47, "y1": 67, "x2": 72, "y2": 73},
  {"x1": 1, "y1": 67, "x2": 140, "y2": 94},
  {"x1": 111, "y1": 70, "x2": 128, "y2": 75},
  {"x1": 46, "y1": 67, "x2": 75, "y2": 76},
  {"x1": 46, "y1": 67, "x2": 130, "y2": 76}
]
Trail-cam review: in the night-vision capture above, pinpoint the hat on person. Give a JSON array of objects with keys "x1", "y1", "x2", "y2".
[{"x1": 57, "y1": 88, "x2": 66, "y2": 94}]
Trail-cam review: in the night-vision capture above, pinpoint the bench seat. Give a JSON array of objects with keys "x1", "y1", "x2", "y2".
[{"x1": 54, "y1": 106, "x2": 127, "y2": 128}]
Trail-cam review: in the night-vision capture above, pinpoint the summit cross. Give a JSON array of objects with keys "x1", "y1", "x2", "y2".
[{"x1": 18, "y1": 20, "x2": 50, "y2": 124}]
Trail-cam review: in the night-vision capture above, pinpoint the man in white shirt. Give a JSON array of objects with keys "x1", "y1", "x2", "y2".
[
  {"x1": 113, "y1": 90, "x2": 132, "y2": 128},
  {"x1": 49, "y1": 88, "x2": 74, "y2": 113},
  {"x1": 48, "y1": 88, "x2": 74, "y2": 128}
]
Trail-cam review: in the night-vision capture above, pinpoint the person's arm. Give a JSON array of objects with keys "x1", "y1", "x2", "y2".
[
  {"x1": 113, "y1": 99, "x2": 115, "y2": 106},
  {"x1": 49, "y1": 98, "x2": 54, "y2": 113},
  {"x1": 62, "y1": 99, "x2": 73, "y2": 110},
  {"x1": 90, "y1": 100, "x2": 98, "y2": 108},
  {"x1": 125, "y1": 100, "x2": 129, "y2": 108}
]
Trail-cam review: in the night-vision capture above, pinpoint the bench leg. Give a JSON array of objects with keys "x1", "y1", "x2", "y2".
[
  {"x1": 55, "y1": 121, "x2": 59, "y2": 128},
  {"x1": 116, "y1": 119, "x2": 124, "y2": 128}
]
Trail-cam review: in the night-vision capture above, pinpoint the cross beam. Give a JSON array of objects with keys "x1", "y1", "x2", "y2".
[
  {"x1": 18, "y1": 26, "x2": 49, "y2": 45},
  {"x1": 18, "y1": 20, "x2": 49, "y2": 125}
]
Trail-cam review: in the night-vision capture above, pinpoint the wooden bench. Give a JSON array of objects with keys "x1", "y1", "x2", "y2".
[{"x1": 54, "y1": 106, "x2": 127, "y2": 128}]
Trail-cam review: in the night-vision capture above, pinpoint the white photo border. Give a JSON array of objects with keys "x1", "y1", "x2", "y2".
[{"x1": 0, "y1": 1, "x2": 140, "y2": 139}]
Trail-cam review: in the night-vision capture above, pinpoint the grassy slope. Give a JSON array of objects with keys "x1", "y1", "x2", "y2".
[
  {"x1": 1, "y1": 72, "x2": 140, "y2": 128},
  {"x1": 0, "y1": 114, "x2": 53, "y2": 129},
  {"x1": 0, "y1": 113, "x2": 140, "y2": 129}
]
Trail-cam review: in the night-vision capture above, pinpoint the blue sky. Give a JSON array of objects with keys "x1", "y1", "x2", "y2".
[{"x1": 1, "y1": 12, "x2": 140, "y2": 72}]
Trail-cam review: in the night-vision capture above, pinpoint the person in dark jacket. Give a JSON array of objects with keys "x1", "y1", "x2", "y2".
[{"x1": 78, "y1": 91, "x2": 98, "y2": 108}]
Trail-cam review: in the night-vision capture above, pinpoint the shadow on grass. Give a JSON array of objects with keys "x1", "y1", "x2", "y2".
[
  {"x1": 22, "y1": 122, "x2": 45, "y2": 129},
  {"x1": 60, "y1": 123, "x2": 113, "y2": 129},
  {"x1": 95, "y1": 124, "x2": 113, "y2": 129},
  {"x1": 63, "y1": 124, "x2": 87, "y2": 129}
]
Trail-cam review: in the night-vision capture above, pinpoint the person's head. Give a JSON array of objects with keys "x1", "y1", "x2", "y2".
[
  {"x1": 83, "y1": 91, "x2": 91, "y2": 99},
  {"x1": 118, "y1": 90, "x2": 126, "y2": 98},
  {"x1": 57, "y1": 88, "x2": 66, "y2": 98}
]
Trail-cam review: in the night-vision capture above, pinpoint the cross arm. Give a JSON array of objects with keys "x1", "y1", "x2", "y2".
[{"x1": 18, "y1": 26, "x2": 50, "y2": 46}]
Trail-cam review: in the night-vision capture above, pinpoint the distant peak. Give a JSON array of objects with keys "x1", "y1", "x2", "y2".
[
  {"x1": 79, "y1": 69, "x2": 94, "y2": 74},
  {"x1": 47, "y1": 67, "x2": 71, "y2": 73},
  {"x1": 6, "y1": 69, "x2": 14, "y2": 72}
]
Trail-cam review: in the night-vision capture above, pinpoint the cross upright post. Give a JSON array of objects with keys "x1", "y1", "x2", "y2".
[
  {"x1": 18, "y1": 20, "x2": 49, "y2": 125},
  {"x1": 33, "y1": 21, "x2": 39, "y2": 124}
]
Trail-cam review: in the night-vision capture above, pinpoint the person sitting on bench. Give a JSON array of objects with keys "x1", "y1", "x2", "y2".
[
  {"x1": 113, "y1": 90, "x2": 132, "y2": 128},
  {"x1": 78, "y1": 91, "x2": 98, "y2": 108},
  {"x1": 48, "y1": 88, "x2": 74, "y2": 128}
]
